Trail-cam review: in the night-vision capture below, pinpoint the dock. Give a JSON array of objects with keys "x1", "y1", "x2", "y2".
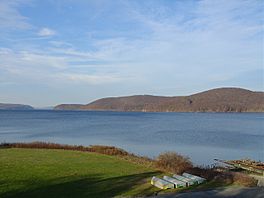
[{"x1": 215, "y1": 159, "x2": 264, "y2": 176}]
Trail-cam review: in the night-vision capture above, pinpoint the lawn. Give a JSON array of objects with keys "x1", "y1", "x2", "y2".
[{"x1": 0, "y1": 148, "x2": 161, "y2": 198}]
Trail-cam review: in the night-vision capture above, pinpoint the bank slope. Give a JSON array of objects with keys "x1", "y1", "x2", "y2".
[{"x1": 0, "y1": 148, "x2": 159, "y2": 198}]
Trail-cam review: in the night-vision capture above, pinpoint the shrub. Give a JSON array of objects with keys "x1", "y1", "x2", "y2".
[
  {"x1": 189, "y1": 167, "x2": 257, "y2": 187},
  {"x1": 89, "y1": 145, "x2": 129, "y2": 156},
  {"x1": 214, "y1": 172, "x2": 234, "y2": 185},
  {"x1": 156, "y1": 151, "x2": 193, "y2": 174},
  {"x1": 232, "y1": 172, "x2": 257, "y2": 187},
  {"x1": 187, "y1": 167, "x2": 219, "y2": 180}
]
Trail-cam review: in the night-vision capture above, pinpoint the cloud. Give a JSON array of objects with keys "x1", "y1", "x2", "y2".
[
  {"x1": 0, "y1": 47, "x2": 124, "y2": 86},
  {"x1": 58, "y1": 73, "x2": 122, "y2": 85},
  {"x1": 0, "y1": 0, "x2": 263, "y2": 106},
  {"x1": 0, "y1": 0, "x2": 31, "y2": 30},
  {"x1": 38, "y1": 28, "x2": 56, "y2": 36},
  {"x1": 0, "y1": 48, "x2": 67, "y2": 71},
  {"x1": 0, "y1": 48, "x2": 69, "y2": 86}
]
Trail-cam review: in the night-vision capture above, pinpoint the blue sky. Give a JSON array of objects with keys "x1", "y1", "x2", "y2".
[{"x1": 0, "y1": 0, "x2": 263, "y2": 107}]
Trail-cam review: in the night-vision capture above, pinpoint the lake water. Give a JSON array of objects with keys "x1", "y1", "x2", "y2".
[{"x1": 0, "y1": 110, "x2": 263, "y2": 165}]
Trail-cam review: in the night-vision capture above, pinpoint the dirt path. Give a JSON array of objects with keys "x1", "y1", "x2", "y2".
[{"x1": 155, "y1": 187, "x2": 264, "y2": 198}]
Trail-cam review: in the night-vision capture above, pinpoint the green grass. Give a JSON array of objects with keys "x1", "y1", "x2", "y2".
[
  {"x1": 0, "y1": 148, "x2": 234, "y2": 198},
  {"x1": 0, "y1": 148, "x2": 161, "y2": 198}
]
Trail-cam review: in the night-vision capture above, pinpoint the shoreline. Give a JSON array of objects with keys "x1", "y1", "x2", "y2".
[
  {"x1": 1, "y1": 143, "x2": 262, "y2": 197},
  {"x1": 1, "y1": 109, "x2": 264, "y2": 113}
]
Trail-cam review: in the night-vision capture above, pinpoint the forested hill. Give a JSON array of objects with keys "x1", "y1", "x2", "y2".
[
  {"x1": 54, "y1": 88, "x2": 264, "y2": 112},
  {"x1": 0, "y1": 103, "x2": 34, "y2": 110}
]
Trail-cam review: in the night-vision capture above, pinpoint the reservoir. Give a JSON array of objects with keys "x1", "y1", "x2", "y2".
[{"x1": 0, "y1": 110, "x2": 263, "y2": 165}]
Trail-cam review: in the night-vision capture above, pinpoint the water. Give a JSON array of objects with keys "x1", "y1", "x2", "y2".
[{"x1": 0, "y1": 110, "x2": 263, "y2": 165}]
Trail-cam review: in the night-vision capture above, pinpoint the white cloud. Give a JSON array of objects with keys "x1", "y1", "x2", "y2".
[
  {"x1": 0, "y1": 0, "x2": 31, "y2": 30},
  {"x1": 0, "y1": 0, "x2": 262, "y2": 106},
  {"x1": 58, "y1": 73, "x2": 122, "y2": 84},
  {"x1": 0, "y1": 48, "x2": 68, "y2": 85},
  {"x1": 0, "y1": 47, "x2": 124, "y2": 86},
  {"x1": 38, "y1": 28, "x2": 56, "y2": 36}
]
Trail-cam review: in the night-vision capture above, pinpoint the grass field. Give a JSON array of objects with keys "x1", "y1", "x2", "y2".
[
  {"x1": 0, "y1": 147, "x2": 249, "y2": 198},
  {"x1": 0, "y1": 148, "x2": 161, "y2": 198}
]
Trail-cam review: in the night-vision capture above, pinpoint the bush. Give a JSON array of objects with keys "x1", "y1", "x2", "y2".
[
  {"x1": 189, "y1": 167, "x2": 257, "y2": 187},
  {"x1": 187, "y1": 167, "x2": 219, "y2": 180},
  {"x1": 89, "y1": 145, "x2": 129, "y2": 156},
  {"x1": 232, "y1": 172, "x2": 257, "y2": 187},
  {"x1": 156, "y1": 151, "x2": 193, "y2": 174},
  {"x1": 214, "y1": 172, "x2": 234, "y2": 185}
]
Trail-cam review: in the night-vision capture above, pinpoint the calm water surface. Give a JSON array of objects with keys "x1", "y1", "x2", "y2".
[{"x1": 0, "y1": 110, "x2": 263, "y2": 165}]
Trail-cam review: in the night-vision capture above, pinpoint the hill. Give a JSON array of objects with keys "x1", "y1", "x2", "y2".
[
  {"x1": 0, "y1": 103, "x2": 34, "y2": 110},
  {"x1": 54, "y1": 88, "x2": 264, "y2": 112}
]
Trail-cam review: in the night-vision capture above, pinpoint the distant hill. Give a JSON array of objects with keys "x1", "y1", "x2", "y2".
[
  {"x1": 0, "y1": 103, "x2": 34, "y2": 110},
  {"x1": 54, "y1": 88, "x2": 264, "y2": 112}
]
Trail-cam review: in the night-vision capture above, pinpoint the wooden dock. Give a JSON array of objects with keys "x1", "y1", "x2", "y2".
[{"x1": 214, "y1": 159, "x2": 264, "y2": 176}]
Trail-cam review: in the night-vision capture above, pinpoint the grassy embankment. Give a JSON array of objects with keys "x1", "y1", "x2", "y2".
[
  {"x1": 0, "y1": 148, "x2": 160, "y2": 198},
  {"x1": 0, "y1": 143, "x2": 257, "y2": 197}
]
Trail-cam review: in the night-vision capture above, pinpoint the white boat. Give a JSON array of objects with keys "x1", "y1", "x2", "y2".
[
  {"x1": 182, "y1": 172, "x2": 206, "y2": 184},
  {"x1": 172, "y1": 174, "x2": 196, "y2": 186},
  {"x1": 163, "y1": 176, "x2": 186, "y2": 188},
  {"x1": 151, "y1": 176, "x2": 174, "y2": 189}
]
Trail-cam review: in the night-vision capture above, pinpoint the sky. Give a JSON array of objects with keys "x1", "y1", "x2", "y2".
[{"x1": 0, "y1": 0, "x2": 263, "y2": 107}]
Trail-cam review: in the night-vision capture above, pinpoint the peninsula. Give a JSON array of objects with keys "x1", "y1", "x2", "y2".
[
  {"x1": 54, "y1": 88, "x2": 264, "y2": 112},
  {"x1": 0, "y1": 103, "x2": 34, "y2": 110}
]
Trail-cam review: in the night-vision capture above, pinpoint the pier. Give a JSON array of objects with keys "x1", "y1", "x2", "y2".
[{"x1": 214, "y1": 159, "x2": 264, "y2": 176}]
